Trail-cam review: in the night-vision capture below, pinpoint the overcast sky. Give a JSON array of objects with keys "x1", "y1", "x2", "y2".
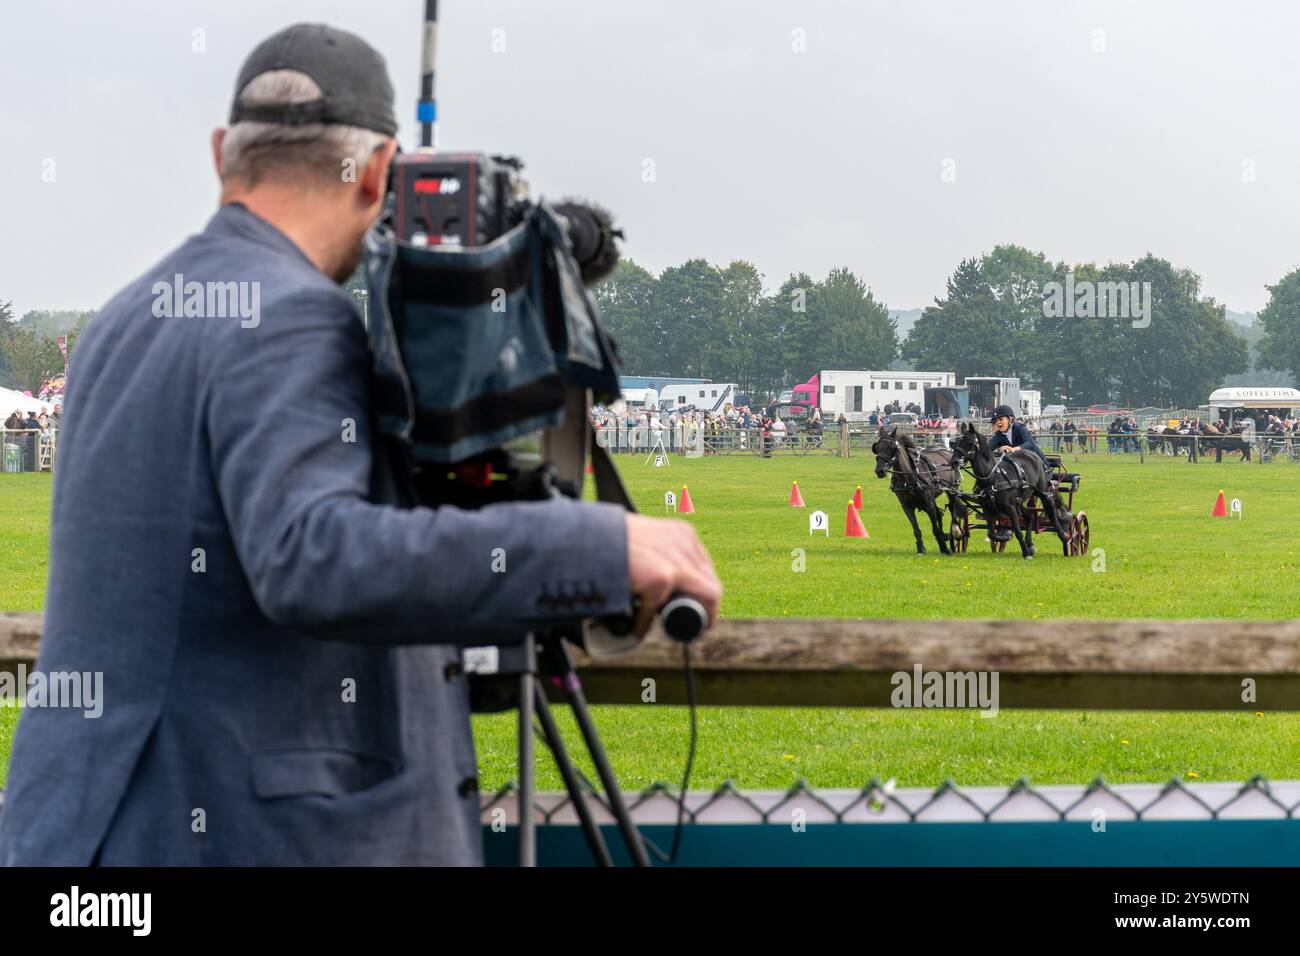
[{"x1": 3, "y1": 0, "x2": 1299, "y2": 318}]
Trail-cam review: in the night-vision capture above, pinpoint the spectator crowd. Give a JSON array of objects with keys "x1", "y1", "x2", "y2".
[
  {"x1": 592, "y1": 401, "x2": 826, "y2": 456},
  {"x1": 2, "y1": 403, "x2": 61, "y2": 471},
  {"x1": 590, "y1": 396, "x2": 1300, "y2": 462}
]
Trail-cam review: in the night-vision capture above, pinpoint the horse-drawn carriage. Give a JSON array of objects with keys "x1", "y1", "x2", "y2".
[
  {"x1": 1148, "y1": 419, "x2": 1255, "y2": 462},
  {"x1": 872, "y1": 424, "x2": 1090, "y2": 559},
  {"x1": 947, "y1": 451, "x2": 1089, "y2": 556}
]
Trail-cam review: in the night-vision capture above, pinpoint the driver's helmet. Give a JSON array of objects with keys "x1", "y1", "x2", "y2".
[{"x1": 992, "y1": 404, "x2": 1016, "y2": 421}]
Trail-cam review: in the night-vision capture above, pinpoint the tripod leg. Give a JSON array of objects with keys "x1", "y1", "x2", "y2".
[
  {"x1": 558, "y1": 670, "x2": 652, "y2": 867},
  {"x1": 534, "y1": 680, "x2": 614, "y2": 867},
  {"x1": 518, "y1": 669, "x2": 535, "y2": 867}
]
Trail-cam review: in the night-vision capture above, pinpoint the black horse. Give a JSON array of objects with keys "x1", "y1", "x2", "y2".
[
  {"x1": 1200, "y1": 424, "x2": 1253, "y2": 462},
  {"x1": 949, "y1": 423, "x2": 1071, "y2": 559},
  {"x1": 1149, "y1": 425, "x2": 1196, "y2": 457},
  {"x1": 872, "y1": 427, "x2": 964, "y2": 555}
]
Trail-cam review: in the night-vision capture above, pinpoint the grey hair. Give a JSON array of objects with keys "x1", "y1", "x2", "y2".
[{"x1": 220, "y1": 69, "x2": 390, "y2": 187}]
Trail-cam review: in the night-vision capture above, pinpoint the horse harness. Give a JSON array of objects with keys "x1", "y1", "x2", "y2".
[
  {"x1": 888, "y1": 446, "x2": 922, "y2": 492},
  {"x1": 888, "y1": 445, "x2": 954, "y2": 494},
  {"x1": 965, "y1": 450, "x2": 1034, "y2": 498}
]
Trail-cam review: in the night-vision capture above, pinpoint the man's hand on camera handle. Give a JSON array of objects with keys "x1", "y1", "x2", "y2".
[{"x1": 625, "y1": 513, "x2": 722, "y2": 637}]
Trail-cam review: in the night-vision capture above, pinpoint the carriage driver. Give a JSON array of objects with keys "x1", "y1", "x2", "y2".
[{"x1": 989, "y1": 404, "x2": 1049, "y2": 465}]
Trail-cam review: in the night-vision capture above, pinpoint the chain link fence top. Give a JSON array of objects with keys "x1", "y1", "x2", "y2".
[{"x1": 481, "y1": 775, "x2": 1300, "y2": 826}]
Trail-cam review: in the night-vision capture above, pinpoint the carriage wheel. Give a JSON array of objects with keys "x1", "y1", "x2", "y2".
[
  {"x1": 949, "y1": 511, "x2": 969, "y2": 554},
  {"x1": 1067, "y1": 511, "x2": 1090, "y2": 557},
  {"x1": 987, "y1": 515, "x2": 1010, "y2": 553}
]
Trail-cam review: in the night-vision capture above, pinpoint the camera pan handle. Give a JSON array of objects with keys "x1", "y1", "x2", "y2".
[{"x1": 659, "y1": 594, "x2": 707, "y2": 643}]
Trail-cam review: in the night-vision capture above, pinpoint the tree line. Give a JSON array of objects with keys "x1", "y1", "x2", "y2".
[
  {"x1": 595, "y1": 246, "x2": 1300, "y2": 409},
  {"x1": 10, "y1": 246, "x2": 1300, "y2": 409},
  {"x1": 0, "y1": 306, "x2": 90, "y2": 395},
  {"x1": 592, "y1": 259, "x2": 897, "y2": 405}
]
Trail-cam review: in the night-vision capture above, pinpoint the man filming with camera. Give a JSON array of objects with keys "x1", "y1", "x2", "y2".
[{"x1": 0, "y1": 23, "x2": 720, "y2": 867}]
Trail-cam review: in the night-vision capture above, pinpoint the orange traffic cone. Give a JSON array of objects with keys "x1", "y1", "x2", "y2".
[
  {"x1": 845, "y1": 500, "x2": 868, "y2": 538},
  {"x1": 789, "y1": 481, "x2": 805, "y2": 507},
  {"x1": 853, "y1": 485, "x2": 864, "y2": 509},
  {"x1": 1211, "y1": 490, "x2": 1228, "y2": 517},
  {"x1": 679, "y1": 485, "x2": 696, "y2": 514}
]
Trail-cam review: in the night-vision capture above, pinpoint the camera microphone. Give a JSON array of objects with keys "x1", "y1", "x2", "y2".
[{"x1": 552, "y1": 200, "x2": 623, "y2": 285}]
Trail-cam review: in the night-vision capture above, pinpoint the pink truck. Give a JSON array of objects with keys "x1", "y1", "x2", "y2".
[{"x1": 790, "y1": 373, "x2": 819, "y2": 410}]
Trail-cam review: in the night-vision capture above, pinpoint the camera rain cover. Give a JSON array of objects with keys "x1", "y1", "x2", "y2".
[{"x1": 364, "y1": 200, "x2": 621, "y2": 464}]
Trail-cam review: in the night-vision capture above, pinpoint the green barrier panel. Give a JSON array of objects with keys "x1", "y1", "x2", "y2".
[{"x1": 484, "y1": 819, "x2": 1300, "y2": 867}]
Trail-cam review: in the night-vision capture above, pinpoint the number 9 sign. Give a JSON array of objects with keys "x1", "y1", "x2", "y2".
[{"x1": 810, "y1": 510, "x2": 829, "y2": 536}]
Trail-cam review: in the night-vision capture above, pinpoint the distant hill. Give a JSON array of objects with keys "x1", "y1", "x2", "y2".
[
  {"x1": 889, "y1": 308, "x2": 923, "y2": 339},
  {"x1": 1219, "y1": 308, "x2": 1296, "y2": 388},
  {"x1": 888, "y1": 309, "x2": 923, "y2": 370},
  {"x1": 18, "y1": 309, "x2": 92, "y2": 339}
]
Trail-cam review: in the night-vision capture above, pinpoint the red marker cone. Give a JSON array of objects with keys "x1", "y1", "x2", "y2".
[
  {"x1": 845, "y1": 500, "x2": 868, "y2": 538},
  {"x1": 853, "y1": 485, "x2": 864, "y2": 510},
  {"x1": 585, "y1": 461, "x2": 594, "y2": 475},
  {"x1": 679, "y1": 485, "x2": 695, "y2": 514},
  {"x1": 789, "y1": 481, "x2": 805, "y2": 507},
  {"x1": 1211, "y1": 490, "x2": 1228, "y2": 517}
]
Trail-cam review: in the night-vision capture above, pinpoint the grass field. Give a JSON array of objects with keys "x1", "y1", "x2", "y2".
[
  {"x1": 4, "y1": 453, "x2": 1300, "y2": 792},
  {"x1": 0, "y1": 474, "x2": 51, "y2": 612},
  {"x1": 586, "y1": 451, "x2": 1300, "y2": 619}
]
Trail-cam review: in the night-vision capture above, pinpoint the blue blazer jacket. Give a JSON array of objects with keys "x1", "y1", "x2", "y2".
[{"x1": 0, "y1": 204, "x2": 630, "y2": 865}]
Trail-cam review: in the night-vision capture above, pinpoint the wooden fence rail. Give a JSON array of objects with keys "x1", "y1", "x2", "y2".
[{"x1": 3, "y1": 612, "x2": 1297, "y2": 710}]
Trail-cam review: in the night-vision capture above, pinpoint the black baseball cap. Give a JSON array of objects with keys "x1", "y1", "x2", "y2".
[{"x1": 229, "y1": 23, "x2": 398, "y2": 136}]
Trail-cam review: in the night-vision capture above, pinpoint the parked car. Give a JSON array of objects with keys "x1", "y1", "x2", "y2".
[{"x1": 883, "y1": 412, "x2": 920, "y2": 429}]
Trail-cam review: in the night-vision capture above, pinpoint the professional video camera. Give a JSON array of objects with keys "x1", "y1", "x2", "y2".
[
  {"x1": 389, "y1": 150, "x2": 622, "y2": 285},
  {"x1": 371, "y1": 150, "x2": 630, "y2": 523},
  {"x1": 359, "y1": 1, "x2": 706, "y2": 867}
]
